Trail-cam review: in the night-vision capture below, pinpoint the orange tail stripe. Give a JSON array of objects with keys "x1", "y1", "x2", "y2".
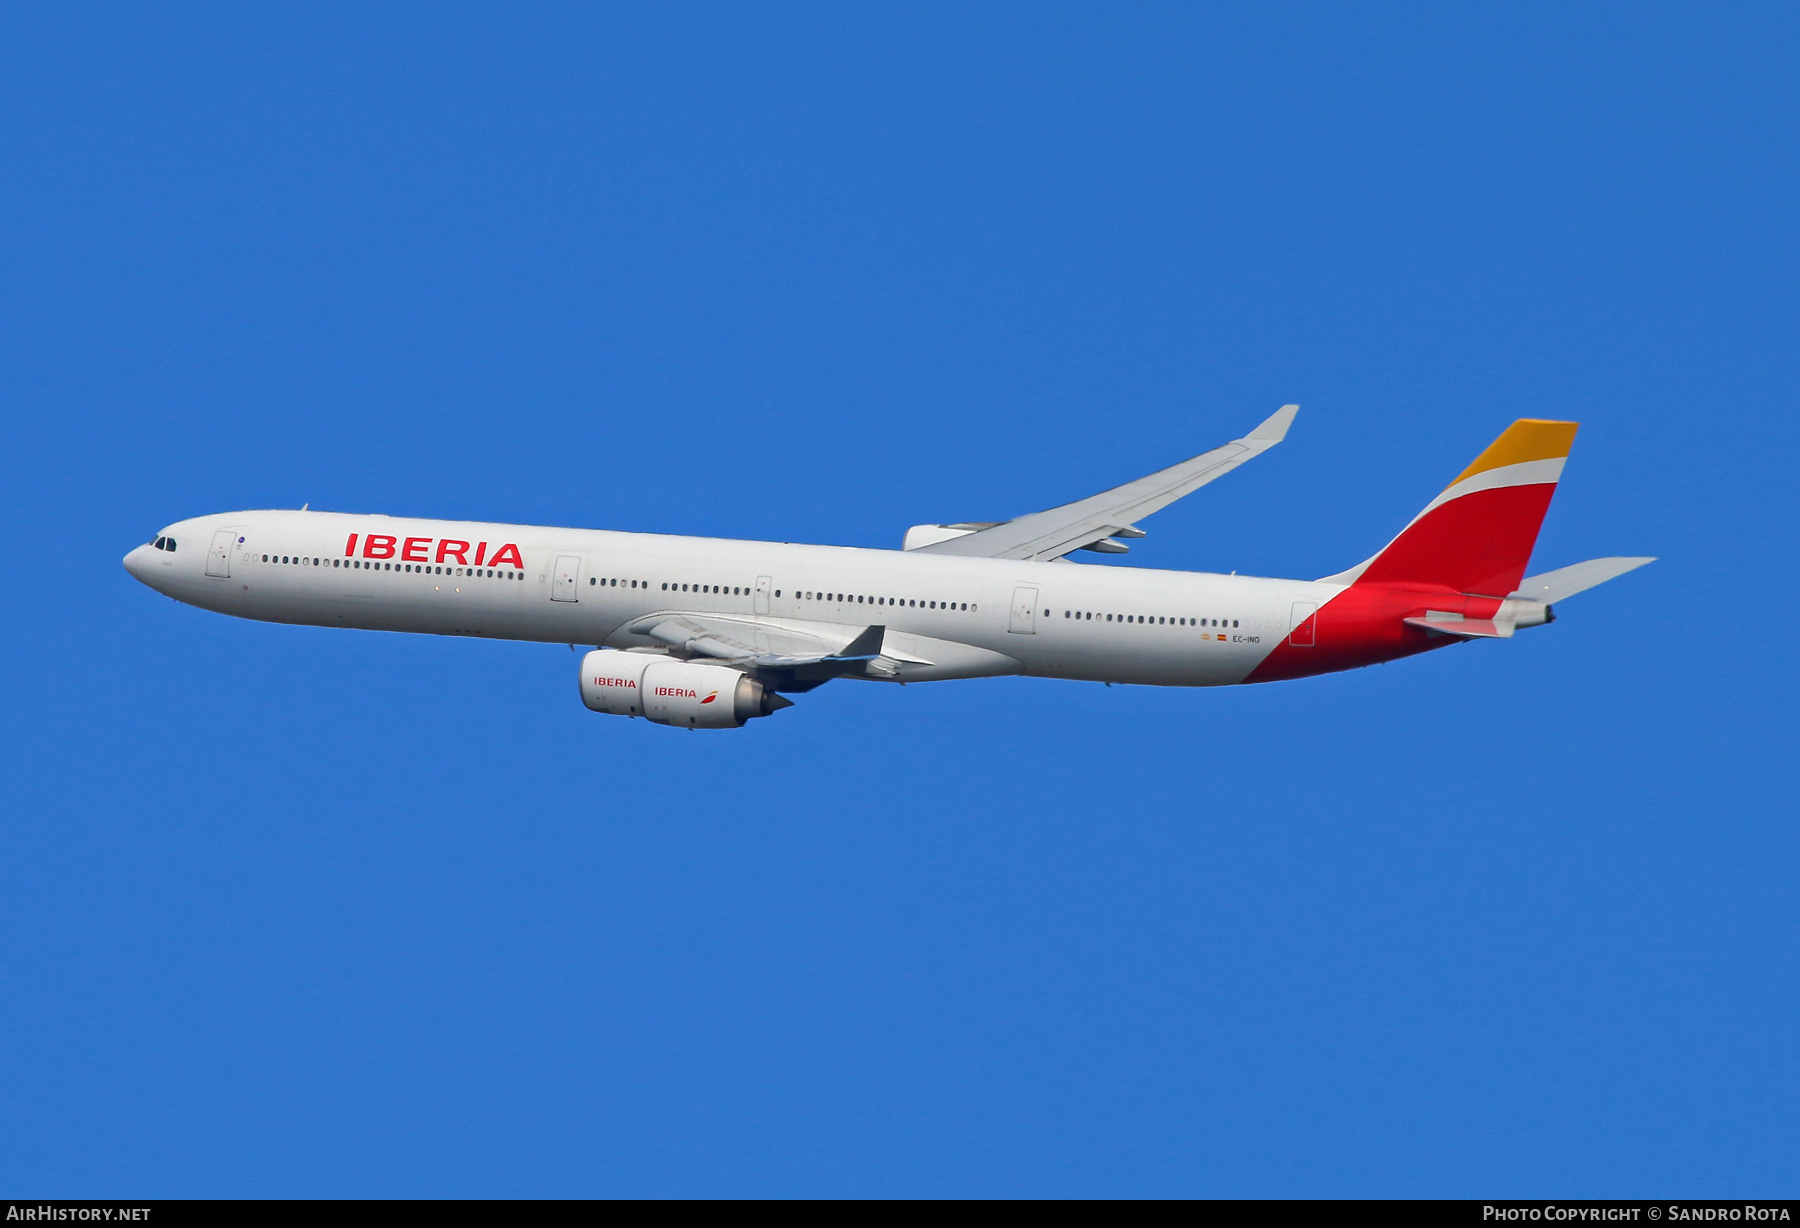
[{"x1": 1450, "y1": 419, "x2": 1579, "y2": 486}]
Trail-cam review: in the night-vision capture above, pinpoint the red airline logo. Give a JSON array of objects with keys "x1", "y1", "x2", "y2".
[{"x1": 344, "y1": 533, "x2": 524, "y2": 569}]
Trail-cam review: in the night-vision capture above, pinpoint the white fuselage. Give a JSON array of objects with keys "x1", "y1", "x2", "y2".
[{"x1": 126, "y1": 509, "x2": 1335, "y2": 686}]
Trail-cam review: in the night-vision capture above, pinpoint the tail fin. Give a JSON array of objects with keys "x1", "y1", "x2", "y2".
[{"x1": 1321, "y1": 419, "x2": 1579, "y2": 597}]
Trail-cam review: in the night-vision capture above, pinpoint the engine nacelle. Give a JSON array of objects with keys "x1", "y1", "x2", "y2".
[{"x1": 579, "y1": 651, "x2": 790, "y2": 728}]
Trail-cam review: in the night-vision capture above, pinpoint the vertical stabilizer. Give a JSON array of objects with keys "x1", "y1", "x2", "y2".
[{"x1": 1320, "y1": 420, "x2": 1579, "y2": 597}]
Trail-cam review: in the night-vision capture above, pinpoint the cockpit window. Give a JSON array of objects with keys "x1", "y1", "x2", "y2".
[{"x1": 151, "y1": 536, "x2": 176, "y2": 551}]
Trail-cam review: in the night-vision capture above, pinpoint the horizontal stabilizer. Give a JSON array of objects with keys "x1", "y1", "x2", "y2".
[
  {"x1": 1512, "y1": 556, "x2": 1655, "y2": 604},
  {"x1": 1403, "y1": 616, "x2": 1512, "y2": 639}
]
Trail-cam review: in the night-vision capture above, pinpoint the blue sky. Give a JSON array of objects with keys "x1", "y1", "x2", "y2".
[{"x1": 2, "y1": 5, "x2": 1795, "y2": 1197}]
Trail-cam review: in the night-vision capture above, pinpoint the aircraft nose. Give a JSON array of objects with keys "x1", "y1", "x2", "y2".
[{"x1": 123, "y1": 544, "x2": 154, "y2": 582}]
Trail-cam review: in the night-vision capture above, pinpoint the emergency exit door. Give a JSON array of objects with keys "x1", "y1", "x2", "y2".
[
  {"x1": 1009, "y1": 586, "x2": 1039, "y2": 634},
  {"x1": 552, "y1": 555, "x2": 582, "y2": 602},
  {"x1": 754, "y1": 576, "x2": 771, "y2": 615}
]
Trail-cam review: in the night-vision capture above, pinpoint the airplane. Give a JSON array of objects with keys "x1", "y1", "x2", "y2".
[{"x1": 123, "y1": 408, "x2": 1651, "y2": 729}]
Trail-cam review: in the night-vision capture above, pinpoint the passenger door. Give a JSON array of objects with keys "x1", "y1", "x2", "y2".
[
  {"x1": 754, "y1": 575, "x2": 771, "y2": 615},
  {"x1": 1289, "y1": 601, "x2": 1317, "y2": 646},
  {"x1": 1008, "y1": 586, "x2": 1039, "y2": 634},
  {"x1": 552, "y1": 554, "x2": 583, "y2": 602},
  {"x1": 205, "y1": 529, "x2": 235, "y2": 578}
]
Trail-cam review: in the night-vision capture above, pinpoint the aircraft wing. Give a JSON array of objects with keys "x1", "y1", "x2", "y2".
[
  {"x1": 910, "y1": 404, "x2": 1298, "y2": 562},
  {"x1": 620, "y1": 612, "x2": 929, "y2": 681}
]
